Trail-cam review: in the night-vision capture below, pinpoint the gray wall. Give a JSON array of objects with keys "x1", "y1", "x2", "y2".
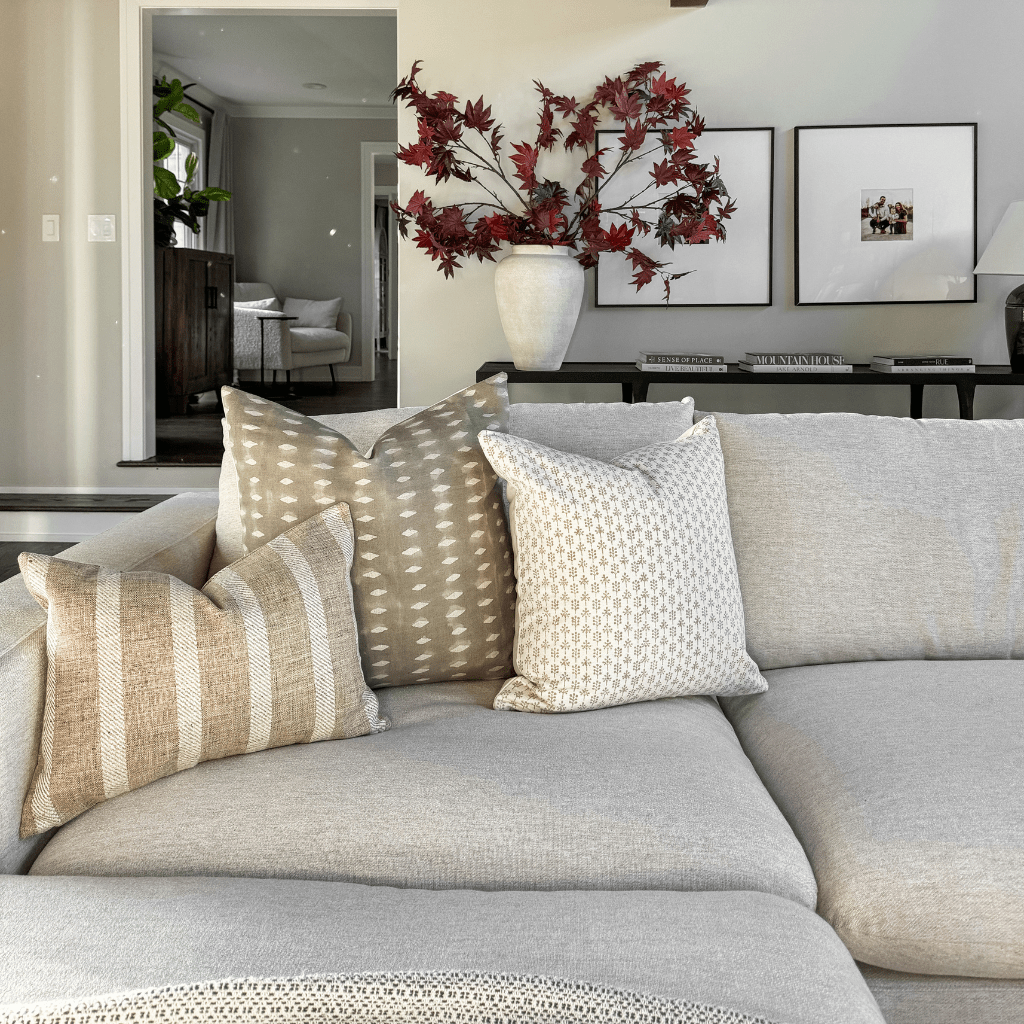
[
  {"x1": 398, "y1": 0, "x2": 1024, "y2": 419},
  {"x1": 231, "y1": 116, "x2": 396, "y2": 373}
]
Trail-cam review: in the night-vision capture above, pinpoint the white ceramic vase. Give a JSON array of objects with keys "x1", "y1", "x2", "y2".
[{"x1": 493, "y1": 244, "x2": 585, "y2": 370}]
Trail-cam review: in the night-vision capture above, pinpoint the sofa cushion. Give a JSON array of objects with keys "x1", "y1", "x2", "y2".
[
  {"x1": 714, "y1": 412, "x2": 1024, "y2": 670},
  {"x1": 29, "y1": 680, "x2": 816, "y2": 906},
  {"x1": 859, "y1": 963, "x2": 1024, "y2": 1024},
  {"x1": 288, "y1": 327, "x2": 350, "y2": 354},
  {"x1": 722, "y1": 660, "x2": 1024, "y2": 979},
  {"x1": 0, "y1": 879, "x2": 882, "y2": 1024},
  {"x1": 480, "y1": 419, "x2": 765, "y2": 713},
  {"x1": 222, "y1": 376, "x2": 515, "y2": 687},
  {"x1": 508, "y1": 398, "x2": 693, "y2": 461},
  {"x1": 17, "y1": 504, "x2": 385, "y2": 838}
]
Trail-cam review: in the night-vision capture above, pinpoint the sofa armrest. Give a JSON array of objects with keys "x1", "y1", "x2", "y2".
[
  {"x1": 0, "y1": 492, "x2": 218, "y2": 875},
  {"x1": 336, "y1": 310, "x2": 353, "y2": 339},
  {"x1": 233, "y1": 308, "x2": 294, "y2": 372}
]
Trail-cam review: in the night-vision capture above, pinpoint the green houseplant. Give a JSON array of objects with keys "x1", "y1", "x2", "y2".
[{"x1": 153, "y1": 77, "x2": 231, "y2": 248}]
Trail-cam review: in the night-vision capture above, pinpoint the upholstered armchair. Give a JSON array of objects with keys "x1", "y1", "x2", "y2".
[{"x1": 233, "y1": 282, "x2": 352, "y2": 382}]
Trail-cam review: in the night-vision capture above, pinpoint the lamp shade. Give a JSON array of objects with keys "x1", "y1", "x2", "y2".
[{"x1": 975, "y1": 201, "x2": 1024, "y2": 275}]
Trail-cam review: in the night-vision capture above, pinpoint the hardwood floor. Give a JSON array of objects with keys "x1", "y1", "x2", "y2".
[
  {"x1": 142, "y1": 354, "x2": 400, "y2": 466},
  {"x1": 0, "y1": 542, "x2": 71, "y2": 584}
]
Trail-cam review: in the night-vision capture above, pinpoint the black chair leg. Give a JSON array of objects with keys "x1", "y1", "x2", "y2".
[
  {"x1": 286, "y1": 370, "x2": 291, "y2": 383},
  {"x1": 329, "y1": 364, "x2": 336, "y2": 383}
]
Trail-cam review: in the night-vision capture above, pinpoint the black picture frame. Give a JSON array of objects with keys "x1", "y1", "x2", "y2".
[
  {"x1": 594, "y1": 126, "x2": 775, "y2": 308},
  {"x1": 794, "y1": 122, "x2": 978, "y2": 306}
]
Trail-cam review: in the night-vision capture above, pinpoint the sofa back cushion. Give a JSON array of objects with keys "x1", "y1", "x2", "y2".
[
  {"x1": 714, "y1": 411, "x2": 1024, "y2": 669},
  {"x1": 508, "y1": 398, "x2": 694, "y2": 462}
]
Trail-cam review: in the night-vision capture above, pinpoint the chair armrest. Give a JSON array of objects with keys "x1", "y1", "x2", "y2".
[
  {"x1": 233, "y1": 309, "x2": 294, "y2": 371},
  {"x1": 336, "y1": 311, "x2": 353, "y2": 338},
  {"x1": 0, "y1": 492, "x2": 218, "y2": 874}
]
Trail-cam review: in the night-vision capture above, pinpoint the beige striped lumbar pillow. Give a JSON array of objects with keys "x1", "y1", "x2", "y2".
[{"x1": 18, "y1": 503, "x2": 386, "y2": 839}]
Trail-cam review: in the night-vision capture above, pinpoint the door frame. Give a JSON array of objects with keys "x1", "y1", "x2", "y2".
[{"x1": 119, "y1": 0, "x2": 398, "y2": 461}]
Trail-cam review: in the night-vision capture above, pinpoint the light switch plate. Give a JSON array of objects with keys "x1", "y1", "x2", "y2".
[
  {"x1": 42, "y1": 215, "x2": 59, "y2": 242},
  {"x1": 87, "y1": 214, "x2": 116, "y2": 242}
]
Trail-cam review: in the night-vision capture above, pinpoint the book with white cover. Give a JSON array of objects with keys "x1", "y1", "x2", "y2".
[
  {"x1": 737, "y1": 361, "x2": 852, "y2": 373},
  {"x1": 637, "y1": 362, "x2": 728, "y2": 373}
]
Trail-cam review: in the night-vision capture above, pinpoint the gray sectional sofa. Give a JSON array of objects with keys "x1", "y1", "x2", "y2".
[{"x1": 1, "y1": 401, "x2": 1021, "y2": 1024}]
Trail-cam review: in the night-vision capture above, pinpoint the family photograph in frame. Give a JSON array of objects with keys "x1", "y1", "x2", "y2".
[{"x1": 795, "y1": 123, "x2": 976, "y2": 305}]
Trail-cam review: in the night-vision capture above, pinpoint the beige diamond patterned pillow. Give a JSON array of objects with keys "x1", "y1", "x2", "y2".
[
  {"x1": 18, "y1": 504, "x2": 386, "y2": 838},
  {"x1": 221, "y1": 376, "x2": 515, "y2": 686},
  {"x1": 478, "y1": 417, "x2": 767, "y2": 713}
]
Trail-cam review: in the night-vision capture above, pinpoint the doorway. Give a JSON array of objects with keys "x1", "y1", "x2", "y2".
[{"x1": 119, "y1": 1, "x2": 398, "y2": 465}]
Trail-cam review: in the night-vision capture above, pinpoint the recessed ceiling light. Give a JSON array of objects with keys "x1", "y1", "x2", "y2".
[{"x1": 303, "y1": 82, "x2": 327, "y2": 90}]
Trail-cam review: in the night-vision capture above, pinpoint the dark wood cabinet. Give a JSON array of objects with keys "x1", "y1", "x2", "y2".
[{"x1": 155, "y1": 247, "x2": 234, "y2": 416}]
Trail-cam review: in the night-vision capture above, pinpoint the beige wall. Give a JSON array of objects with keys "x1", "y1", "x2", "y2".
[
  {"x1": 231, "y1": 116, "x2": 395, "y2": 373},
  {"x1": 397, "y1": 0, "x2": 1024, "y2": 418},
  {"x1": 2, "y1": 0, "x2": 1024, "y2": 491}
]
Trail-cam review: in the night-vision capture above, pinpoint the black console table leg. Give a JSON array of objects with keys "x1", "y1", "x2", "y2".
[
  {"x1": 957, "y1": 383, "x2": 976, "y2": 420},
  {"x1": 630, "y1": 381, "x2": 650, "y2": 404},
  {"x1": 909, "y1": 383, "x2": 924, "y2": 419},
  {"x1": 621, "y1": 383, "x2": 633, "y2": 404}
]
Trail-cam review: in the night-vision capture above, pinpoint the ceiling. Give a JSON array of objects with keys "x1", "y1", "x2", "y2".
[{"x1": 152, "y1": 14, "x2": 397, "y2": 113}]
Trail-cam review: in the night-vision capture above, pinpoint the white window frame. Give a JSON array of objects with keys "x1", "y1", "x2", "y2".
[
  {"x1": 157, "y1": 109, "x2": 206, "y2": 249},
  {"x1": 119, "y1": 0, "x2": 398, "y2": 462}
]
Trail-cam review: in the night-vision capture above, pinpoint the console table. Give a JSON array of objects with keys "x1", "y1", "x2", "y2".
[{"x1": 476, "y1": 362, "x2": 1024, "y2": 419}]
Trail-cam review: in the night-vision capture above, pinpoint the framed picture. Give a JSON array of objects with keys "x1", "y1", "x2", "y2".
[
  {"x1": 794, "y1": 123, "x2": 977, "y2": 305},
  {"x1": 595, "y1": 126, "x2": 774, "y2": 307}
]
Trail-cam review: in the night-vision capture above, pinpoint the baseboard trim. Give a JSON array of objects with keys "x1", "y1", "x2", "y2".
[{"x1": 0, "y1": 511, "x2": 137, "y2": 542}]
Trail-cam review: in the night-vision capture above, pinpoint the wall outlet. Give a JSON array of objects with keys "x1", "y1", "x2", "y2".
[
  {"x1": 87, "y1": 214, "x2": 116, "y2": 242},
  {"x1": 42, "y1": 215, "x2": 59, "y2": 242}
]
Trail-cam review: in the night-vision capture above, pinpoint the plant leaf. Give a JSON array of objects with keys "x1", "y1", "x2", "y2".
[
  {"x1": 152, "y1": 132, "x2": 174, "y2": 161},
  {"x1": 153, "y1": 166, "x2": 180, "y2": 199}
]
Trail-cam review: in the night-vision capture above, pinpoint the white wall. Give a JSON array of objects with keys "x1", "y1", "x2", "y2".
[
  {"x1": 231, "y1": 116, "x2": 395, "y2": 374},
  {"x1": 397, "y1": 0, "x2": 1024, "y2": 418}
]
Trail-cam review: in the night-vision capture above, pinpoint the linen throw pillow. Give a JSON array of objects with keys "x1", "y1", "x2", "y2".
[
  {"x1": 283, "y1": 296, "x2": 343, "y2": 329},
  {"x1": 18, "y1": 503, "x2": 386, "y2": 838},
  {"x1": 221, "y1": 375, "x2": 515, "y2": 686},
  {"x1": 478, "y1": 417, "x2": 766, "y2": 713},
  {"x1": 235, "y1": 297, "x2": 282, "y2": 312}
]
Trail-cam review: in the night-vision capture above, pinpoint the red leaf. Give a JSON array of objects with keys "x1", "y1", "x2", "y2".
[
  {"x1": 627, "y1": 61, "x2": 662, "y2": 84},
  {"x1": 537, "y1": 107, "x2": 560, "y2": 150},
  {"x1": 609, "y1": 88, "x2": 642, "y2": 122},
  {"x1": 670, "y1": 125, "x2": 696, "y2": 151},
  {"x1": 463, "y1": 96, "x2": 494, "y2": 132},
  {"x1": 509, "y1": 142, "x2": 539, "y2": 189},
  {"x1": 396, "y1": 141, "x2": 433, "y2": 169},
  {"x1": 569, "y1": 108, "x2": 597, "y2": 148},
  {"x1": 629, "y1": 210, "x2": 651, "y2": 236},
  {"x1": 619, "y1": 120, "x2": 647, "y2": 153},
  {"x1": 531, "y1": 207, "x2": 564, "y2": 236},
  {"x1": 650, "y1": 159, "x2": 682, "y2": 188},
  {"x1": 437, "y1": 205, "x2": 469, "y2": 237},
  {"x1": 433, "y1": 116, "x2": 463, "y2": 145},
  {"x1": 631, "y1": 265, "x2": 656, "y2": 290},
  {"x1": 581, "y1": 149, "x2": 608, "y2": 180},
  {"x1": 482, "y1": 212, "x2": 510, "y2": 240},
  {"x1": 406, "y1": 190, "x2": 428, "y2": 215},
  {"x1": 601, "y1": 222, "x2": 635, "y2": 252}
]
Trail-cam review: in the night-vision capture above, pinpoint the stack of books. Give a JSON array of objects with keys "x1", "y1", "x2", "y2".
[
  {"x1": 871, "y1": 355, "x2": 975, "y2": 373},
  {"x1": 737, "y1": 353, "x2": 851, "y2": 373},
  {"x1": 636, "y1": 352, "x2": 727, "y2": 373}
]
